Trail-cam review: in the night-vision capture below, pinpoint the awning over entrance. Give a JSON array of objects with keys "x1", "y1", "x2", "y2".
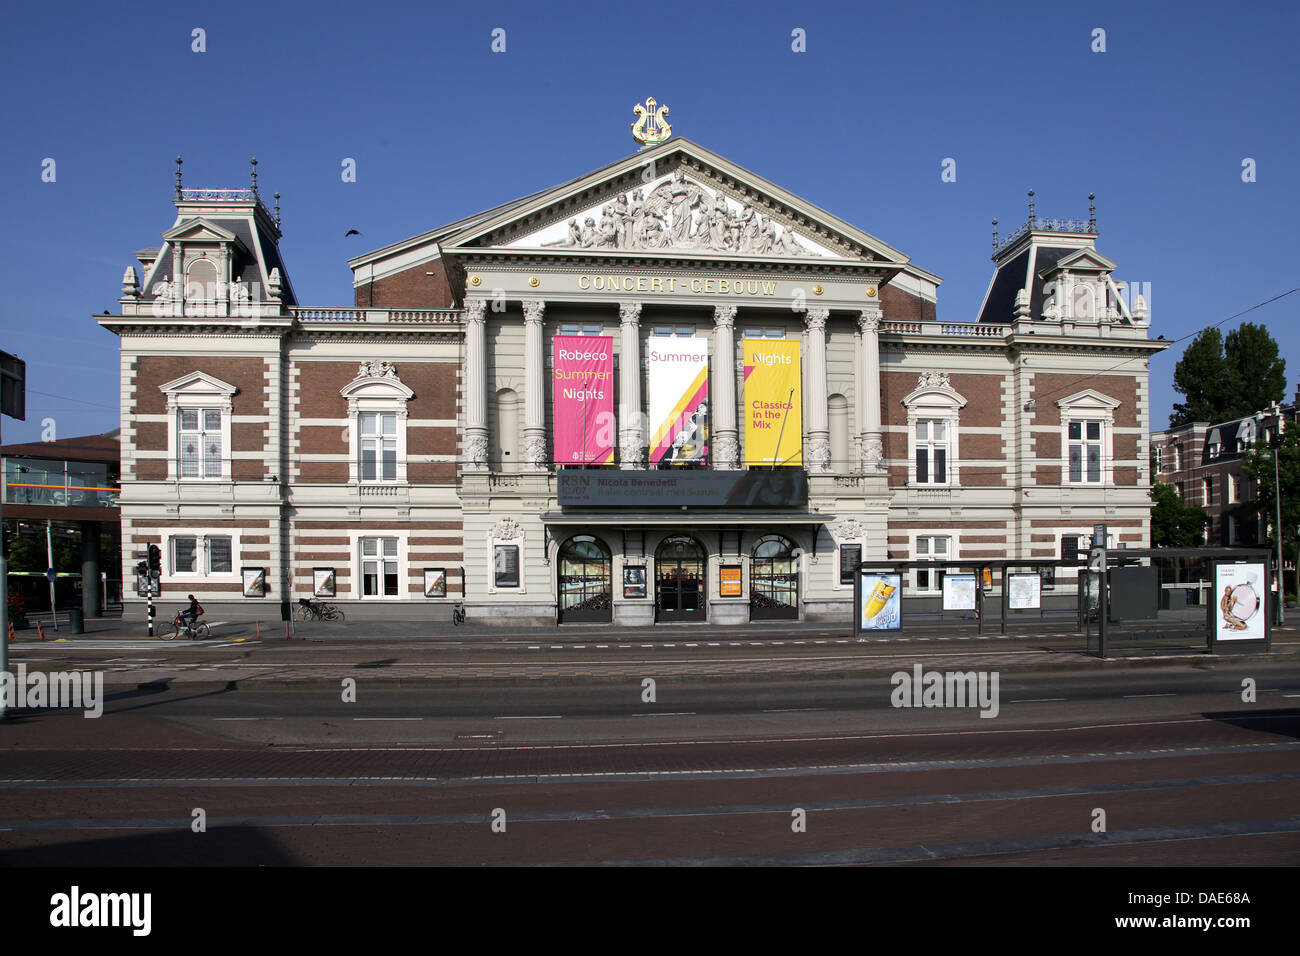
[{"x1": 540, "y1": 512, "x2": 832, "y2": 526}]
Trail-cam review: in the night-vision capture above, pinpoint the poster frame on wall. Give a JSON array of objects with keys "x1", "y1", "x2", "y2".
[
  {"x1": 1006, "y1": 572, "x2": 1042, "y2": 610},
  {"x1": 623, "y1": 566, "x2": 647, "y2": 600},
  {"x1": 424, "y1": 568, "x2": 447, "y2": 599},
  {"x1": 313, "y1": 567, "x2": 336, "y2": 598},
  {"x1": 719, "y1": 565, "x2": 743, "y2": 597},
  {"x1": 1210, "y1": 560, "x2": 1270, "y2": 646},
  {"x1": 241, "y1": 567, "x2": 266, "y2": 598},
  {"x1": 942, "y1": 573, "x2": 977, "y2": 611},
  {"x1": 855, "y1": 570, "x2": 903, "y2": 635}
]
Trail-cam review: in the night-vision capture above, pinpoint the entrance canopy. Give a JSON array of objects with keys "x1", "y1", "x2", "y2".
[{"x1": 540, "y1": 512, "x2": 831, "y2": 526}]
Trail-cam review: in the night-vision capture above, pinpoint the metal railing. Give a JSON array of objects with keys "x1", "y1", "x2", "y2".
[{"x1": 289, "y1": 307, "x2": 462, "y2": 324}]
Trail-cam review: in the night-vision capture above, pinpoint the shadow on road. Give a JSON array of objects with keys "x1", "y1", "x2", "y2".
[{"x1": 1202, "y1": 707, "x2": 1300, "y2": 742}]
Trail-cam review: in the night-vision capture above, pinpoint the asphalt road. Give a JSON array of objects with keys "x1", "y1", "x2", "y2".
[{"x1": 1, "y1": 662, "x2": 1297, "y2": 866}]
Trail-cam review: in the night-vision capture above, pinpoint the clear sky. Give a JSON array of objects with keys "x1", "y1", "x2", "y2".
[{"x1": 1, "y1": 0, "x2": 1296, "y2": 444}]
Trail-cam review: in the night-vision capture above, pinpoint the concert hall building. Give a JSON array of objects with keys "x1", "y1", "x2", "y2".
[{"x1": 100, "y1": 128, "x2": 1165, "y2": 625}]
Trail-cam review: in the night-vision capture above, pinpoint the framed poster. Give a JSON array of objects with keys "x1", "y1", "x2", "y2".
[
  {"x1": 839, "y1": 544, "x2": 861, "y2": 585},
  {"x1": 980, "y1": 567, "x2": 993, "y2": 591},
  {"x1": 313, "y1": 567, "x2": 336, "y2": 598},
  {"x1": 1007, "y1": 573, "x2": 1042, "y2": 609},
  {"x1": 623, "y1": 566, "x2": 647, "y2": 599},
  {"x1": 1214, "y1": 561, "x2": 1267, "y2": 641},
  {"x1": 859, "y1": 572, "x2": 902, "y2": 630},
  {"x1": 648, "y1": 338, "x2": 710, "y2": 465},
  {"x1": 241, "y1": 567, "x2": 266, "y2": 597},
  {"x1": 942, "y1": 573, "x2": 977, "y2": 611},
  {"x1": 424, "y1": 568, "x2": 446, "y2": 599},
  {"x1": 493, "y1": 544, "x2": 520, "y2": 588},
  {"x1": 1039, "y1": 565, "x2": 1055, "y2": 590},
  {"x1": 719, "y1": 565, "x2": 743, "y2": 597}
]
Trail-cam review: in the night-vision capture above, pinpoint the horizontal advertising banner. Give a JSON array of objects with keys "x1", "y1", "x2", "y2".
[
  {"x1": 552, "y1": 335, "x2": 615, "y2": 465},
  {"x1": 744, "y1": 338, "x2": 801, "y2": 467},
  {"x1": 557, "y1": 469, "x2": 808, "y2": 508},
  {"x1": 648, "y1": 338, "x2": 709, "y2": 466}
]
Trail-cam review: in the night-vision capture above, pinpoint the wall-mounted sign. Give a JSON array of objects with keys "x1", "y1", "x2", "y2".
[
  {"x1": 1007, "y1": 573, "x2": 1042, "y2": 609},
  {"x1": 424, "y1": 568, "x2": 447, "y2": 598},
  {"x1": 557, "y1": 469, "x2": 807, "y2": 508},
  {"x1": 839, "y1": 544, "x2": 861, "y2": 585},
  {"x1": 719, "y1": 565, "x2": 743, "y2": 597},
  {"x1": 648, "y1": 338, "x2": 709, "y2": 465},
  {"x1": 943, "y1": 573, "x2": 977, "y2": 611},
  {"x1": 313, "y1": 568, "x2": 336, "y2": 598},
  {"x1": 743, "y1": 338, "x2": 802, "y2": 467},
  {"x1": 623, "y1": 566, "x2": 647, "y2": 599},
  {"x1": 493, "y1": 545, "x2": 520, "y2": 588},
  {"x1": 552, "y1": 335, "x2": 614, "y2": 465},
  {"x1": 241, "y1": 567, "x2": 266, "y2": 598},
  {"x1": 1214, "y1": 561, "x2": 1267, "y2": 642},
  {"x1": 859, "y1": 572, "x2": 902, "y2": 631}
]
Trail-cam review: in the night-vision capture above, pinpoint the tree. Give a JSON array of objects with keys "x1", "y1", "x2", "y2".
[
  {"x1": 1150, "y1": 481, "x2": 1208, "y2": 547},
  {"x1": 1242, "y1": 425, "x2": 1300, "y2": 597},
  {"x1": 1169, "y1": 322, "x2": 1286, "y2": 427}
]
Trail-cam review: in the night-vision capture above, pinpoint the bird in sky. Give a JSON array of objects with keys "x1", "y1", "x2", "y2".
[{"x1": 345, "y1": 229, "x2": 361, "y2": 237}]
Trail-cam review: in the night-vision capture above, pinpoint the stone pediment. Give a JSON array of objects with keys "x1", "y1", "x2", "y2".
[
  {"x1": 438, "y1": 139, "x2": 907, "y2": 264},
  {"x1": 161, "y1": 217, "x2": 244, "y2": 249},
  {"x1": 1039, "y1": 247, "x2": 1116, "y2": 277}
]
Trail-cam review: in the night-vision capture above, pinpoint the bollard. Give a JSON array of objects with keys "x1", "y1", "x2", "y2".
[
  {"x1": 7, "y1": 621, "x2": 13, "y2": 641},
  {"x1": 284, "y1": 621, "x2": 290, "y2": 640},
  {"x1": 36, "y1": 621, "x2": 45, "y2": 641},
  {"x1": 256, "y1": 620, "x2": 261, "y2": 640}
]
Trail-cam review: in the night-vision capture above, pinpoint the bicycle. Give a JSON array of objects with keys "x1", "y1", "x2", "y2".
[
  {"x1": 296, "y1": 598, "x2": 345, "y2": 622},
  {"x1": 452, "y1": 602, "x2": 466, "y2": 626},
  {"x1": 163, "y1": 613, "x2": 210, "y2": 641}
]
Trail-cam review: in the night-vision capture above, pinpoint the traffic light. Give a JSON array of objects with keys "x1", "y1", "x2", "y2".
[{"x1": 147, "y1": 544, "x2": 161, "y2": 576}]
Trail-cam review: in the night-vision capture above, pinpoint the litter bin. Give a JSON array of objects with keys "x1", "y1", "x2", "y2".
[{"x1": 69, "y1": 608, "x2": 84, "y2": 634}]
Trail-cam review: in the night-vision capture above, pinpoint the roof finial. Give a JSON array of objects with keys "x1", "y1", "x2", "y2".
[
  {"x1": 174, "y1": 155, "x2": 183, "y2": 200},
  {"x1": 249, "y1": 156, "x2": 259, "y2": 197},
  {"x1": 273, "y1": 191, "x2": 281, "y2": 229},
  {"x1": 1027, "y1": 189, "x2": 1035, "y2": 226},
  {"x1": 1088, "y1": 193, "x2": 1096, "y2": 231},
  {"x1": 991, "y1": 218, "x2": 999, "y2": 251}
]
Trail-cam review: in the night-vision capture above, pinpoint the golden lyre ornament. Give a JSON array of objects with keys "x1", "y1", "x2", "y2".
[{"x1": 631, "y1": 97, "x2": 672, "y2": 146}]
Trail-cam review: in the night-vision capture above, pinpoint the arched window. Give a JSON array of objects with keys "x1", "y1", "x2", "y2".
[
  {"x1": 557, "y1": 535, "x2": 612, "y2": 623},
  {"x1": 902, "y1": 374, "x2": 967, "y2": 487},
  {"x1": 828, "y1": 393, "x2": 849, "y2": 474},
  {"x1": 185, "y1": 258, "x2": 219, "y2": 300},
  {"x1": 493, "y1": 388, "x2": 519, "y2": 473}
]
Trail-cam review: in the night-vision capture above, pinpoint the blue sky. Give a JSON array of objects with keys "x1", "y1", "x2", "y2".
[{"x1": 1, "y1": 0, "x2": 1297, "y2": 444}]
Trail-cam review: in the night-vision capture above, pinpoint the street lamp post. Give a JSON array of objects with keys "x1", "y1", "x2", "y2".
[{"x1": 1258, "y1": 403, "x2": 1285, "y2": 625}]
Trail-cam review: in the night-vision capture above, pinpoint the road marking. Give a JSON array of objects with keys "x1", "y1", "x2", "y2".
[
  {"x1": 633, "y1": 712, "x2": 696, "y2": 717},
  {"x1": 353, "y1": 717, "x2": 424, "y2": 721},
  {"x1": 1010, "y1": 698, "x2": 1067, "y2": 703},
  {"x1": 1123, "y1": 694, "x2": 1177, "y2": 699},
  {"x1": 762, "y1": 708, "x2": 825, "y2": 713},
  {"x1": 1283, "y1": 694, "x2": 1300, "y2": 698},
  {"x1": 493, "y1": 715, "x2": 563, "y2": 720}
]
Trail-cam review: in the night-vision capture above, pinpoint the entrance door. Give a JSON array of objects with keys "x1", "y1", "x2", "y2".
[
  {"x1": 557, "y1": 535, "x2": 612, "y2": 623},
  {"x1": 655, "y1": 536, "x2": 707, "y2": 623},
  {"x1": 750, "y1": 534, "x2": 799, "y2": 621}
]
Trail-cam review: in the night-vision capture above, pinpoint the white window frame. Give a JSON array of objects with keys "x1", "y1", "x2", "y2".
[
  {"x1": 160, "y1": 372, "x2": 237, "y2": 482},
  {"x1": 902, "y1": 379, "x2": 966, "y2": 487},
  {"x1": 912, "y1": 533, "x2": 953, "y2": 592},
  {"x1": 349, "y1": 530, "x2": 409, "y2": 601},
  {"x1": 1056, "y1": 389, "x2": 1120, "y2": 487},
  {"x1": 166, "y1": 530, "x2": 241, "y2": 581},
  {"x1": 341, "y1": 368, "x2": 413, "y2": 486}
]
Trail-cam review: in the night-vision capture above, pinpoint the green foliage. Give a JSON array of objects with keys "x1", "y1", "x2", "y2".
[
  {"x1": 1170, "y1": 322, "x2": 1287, "y2": 427},
  {"x1": 1150, "y1": 481, "x2": 1208, "y2": 547},
  {"x1": 1242, "y1": 427, "x2": 1300, "y2": 554}
]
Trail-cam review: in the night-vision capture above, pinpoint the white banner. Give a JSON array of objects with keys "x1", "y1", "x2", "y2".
[{"x1": 647, "y1": 338, "x2": 709, "y2": 465}]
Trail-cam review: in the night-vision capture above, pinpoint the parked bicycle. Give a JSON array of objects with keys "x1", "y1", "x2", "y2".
[
  {"x1": 296, "y1": 597, "x2": 345, "y2": 622},
  {"x1": 163, "y1": 612, "x2": 210, "y2": 641},
  {"x1": 452, "y1": 601, "x2": 466, "y2": 626}
]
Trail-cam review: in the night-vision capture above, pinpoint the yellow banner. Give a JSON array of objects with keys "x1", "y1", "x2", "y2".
[{"x1": 743, "y1": 339, "x2": 802, "y2": 466}]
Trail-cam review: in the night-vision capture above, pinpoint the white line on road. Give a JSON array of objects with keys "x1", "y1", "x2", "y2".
[
  {"x1": 633, "y1": 712, "x2": 696, "y2": 717},
  {"x1": 763, "y1": 708, "x2": 825, "y2": 713},
  {"x1": 1010, "y1": 698, "x2": 1067, "y2": 703},
  {"x1": 493, "y1": 715, "x2": 563, "y2": 720},
  {"x1": 1123, "y1": 694, "x2": 1177, "y2": 698},
  {"x1": 353, "y1": 717, "x2": 424, "y2": 721}
]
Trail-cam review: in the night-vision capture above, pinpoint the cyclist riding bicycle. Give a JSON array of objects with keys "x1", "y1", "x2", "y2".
[{"x1": 178, "y1": 594, "x2": 204, "y2": 630}]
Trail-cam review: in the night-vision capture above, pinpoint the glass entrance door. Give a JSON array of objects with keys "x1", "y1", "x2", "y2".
[
  {"x1": 557, "y1": 535, "x2": 612, "y2": 623},
  {"x1": 655, "y1": 536, "x2": 706, "y2": 623},
  {"x1": 750, "y1": 534, "x2": 799, "y2": 621}
]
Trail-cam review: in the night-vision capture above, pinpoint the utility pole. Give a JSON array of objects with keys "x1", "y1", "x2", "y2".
[
  {"x1": 1258, "y1": 402, "x2": 1286, "y2": 625},
  {"x1": 0, "y1": 351, "x2": 27, "y2": 720}
]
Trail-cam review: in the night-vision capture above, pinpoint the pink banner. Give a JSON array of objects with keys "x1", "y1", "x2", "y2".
[{"x1": 552, "y1": 335, "x2": 615, "y2": 465}]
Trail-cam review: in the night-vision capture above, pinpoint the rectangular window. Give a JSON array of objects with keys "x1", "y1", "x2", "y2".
[
  {"x1": 173, "y1": 536, "x2": 197, "y2": 574},
  {"x1": 1068, "y1": 420, "x2": 1102, "y2": 483},
  {"x1": 915, "y1": 536, "x2": 948, "y2": 591},
  {"x1": 1204, "y1": 477, "x2": 1214, "y2": 506},
  {"x1": 208, "y1": 536, "x2": 232, "y2": 574},
  {"x1": 915, "y1": 420, "x2": 948, "y2": 484},
  {"x1": 179, "y1": 408, "x2": 222, "y2": 478},
  {"x1": 742, "y1": 328, "x2": 786, "y2": 340},
  {"x1": 360, "y1": 412, "x2": 397, "y2": 481},
  {"x1": 360, "y1": 537, "x2": 399, "y2": 597},
  {"x1": 561, "y1": 323, "x2": 603, "y2": 336},
  {"x1": 494, "y1": 544, "x2": 520, "y2": 588},
  {"x1": 652, "y1": 326, "x2": 695, "y2": 338}
]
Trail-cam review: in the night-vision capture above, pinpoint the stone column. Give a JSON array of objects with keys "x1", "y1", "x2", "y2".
[
  {"x1": 522, "y1": 299, "x2": 548, "y2": 471},
  {"x1": 618, "y1": 301, "x2": 644, "y2": 468},
  {"x1": 80, "y1": 521, "x2": 101, "y2": 618},
  {"x1": 463, "y1": 298, "x2": 489, "y2": 472},
  {"x1": 804, "y1": 308, "x2": 831, "y2": 472},
  {"x1": 858, "y1": 306, "x2": 885, "y2": 472},
  {"x1": 712, "y1": 305, "x2": 739, "y2": 468}
]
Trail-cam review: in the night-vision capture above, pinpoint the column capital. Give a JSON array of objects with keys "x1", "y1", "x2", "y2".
[
  {"x1": 465, "y1": 298, "x2": 487, "y2": 324},
  {"x1": 619, "y1": 301, "x2": 642, "y2": 325},
  {"x1": 522, "y1": 299, "x2": 545, "y2": 323},
  {"x1": 713, "y1": 304, "x2": 737, "y2": 329},
  {"x1": 803, "y1": 307, "x2": 830, "y2": 332},
  {"x1": 857, "y1": 308, "x2": 882, "y2": 333}
]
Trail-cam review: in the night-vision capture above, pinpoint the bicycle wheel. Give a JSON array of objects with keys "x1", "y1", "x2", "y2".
[
  {"x1": 193, "y1": 622, "x2": 210, "y2": 640},
  {"x1": 324, "y1": 606, "x2": 344, "y2": 621},
  {"x1": 296, "y1": 604, "x2": 313, "y2": 622},
  {"x1": 161, "y1": 622, "x2": 179, "y2": 641}
]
